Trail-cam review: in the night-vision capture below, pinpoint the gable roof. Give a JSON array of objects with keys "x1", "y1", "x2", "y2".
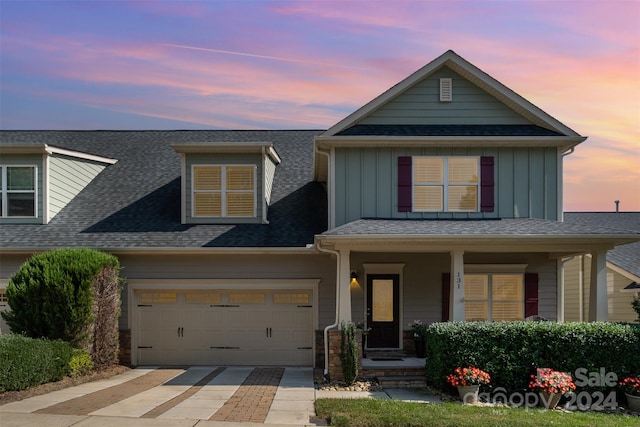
[
  {"x1": 564, "y1": 212, "x2": 640, "y2": 279},
  {"x1": 0, "y1": 130, "x2": 326, "y2": 250},
  {"x1": 322, "y1": 50, "x2": 585, "y2": 140}
]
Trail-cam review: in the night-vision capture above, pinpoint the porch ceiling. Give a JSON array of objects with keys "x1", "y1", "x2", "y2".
[{"x1": 316, "y1": 218, "x2": 640, "y2": 256}]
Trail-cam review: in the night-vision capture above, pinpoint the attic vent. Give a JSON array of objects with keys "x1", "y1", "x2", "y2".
[{"x1": 440, "y1": 78, "x2": 452, "y2": 102}]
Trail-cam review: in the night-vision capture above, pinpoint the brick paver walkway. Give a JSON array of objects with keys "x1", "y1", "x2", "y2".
[{"x1": 209, "y1": 367, "x2": 285, "y2": 423}]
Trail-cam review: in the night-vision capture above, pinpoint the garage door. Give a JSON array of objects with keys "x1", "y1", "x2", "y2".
[{"x1": 135, "y1": 289, "x2": 313, "y2": 366}]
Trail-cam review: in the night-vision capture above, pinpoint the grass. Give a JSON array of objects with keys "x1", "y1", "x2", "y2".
[{"x1": 315, "y1": 398, "x2": 640, "y2": 427}]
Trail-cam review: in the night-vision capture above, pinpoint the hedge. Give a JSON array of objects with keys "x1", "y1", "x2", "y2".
[
  {"x1": 424, "y1": 321, "x2": 640, "y2": 395},
  {"x1": 0, "y1": 335, "x2": 74, "y2": 392}
]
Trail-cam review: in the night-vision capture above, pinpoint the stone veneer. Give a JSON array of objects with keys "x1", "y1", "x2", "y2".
[
  {"x1": 118, "y1": 329, "x2": 131, "y2": 366},
  {"x1": 327, "y1": 329, "x2": 363, "y2": 381}
]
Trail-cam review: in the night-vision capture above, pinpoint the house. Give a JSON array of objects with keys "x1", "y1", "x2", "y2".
[
  {"x1": 562, "y1": 212, "x2": 640, "y2": 322},
  {"x1": 1, "y1": 51, "x2": 639, "y2": 375}
]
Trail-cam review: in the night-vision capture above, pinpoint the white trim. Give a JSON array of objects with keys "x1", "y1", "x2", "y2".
[
  {"x1": 0, "y1": 165, "x2": 38, "y2": 219},
  {"x1": 43, "y1": 153, "x2": 49, "y2": 224},
  {"x1": 180, "y1": 153, "x2": 186, "y2": 224},
  {"x1": 45, "y1": 145, "x2": 117, "y2": 165},
  {"x1": 191, "y1": 164, "x2": 257, "y2": 218}
]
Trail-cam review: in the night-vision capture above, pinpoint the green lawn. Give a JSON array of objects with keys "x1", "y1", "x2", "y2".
[{"x1": 314, "y1": 398, "x2": 640, "y2": 427}]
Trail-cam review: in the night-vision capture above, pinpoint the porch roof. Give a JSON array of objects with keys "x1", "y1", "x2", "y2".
[{"x1": 316, "y1": 218, "x2": 640, "y2": 254}]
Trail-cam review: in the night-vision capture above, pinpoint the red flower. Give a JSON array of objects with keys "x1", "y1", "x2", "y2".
[
  {"x1": 620, "y1": 375, "x2": 640, "y2": 396},
  {"x1": 529, "y1": 368, "x2": 576, "y2": 395},
  {"x1": 446, "y1": 366, "x2": 491, "y2": 387}
]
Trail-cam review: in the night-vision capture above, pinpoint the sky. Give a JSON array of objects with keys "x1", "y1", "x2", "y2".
[{"x1": 0, "y1": 0, "x2": 638, "y2": 212}]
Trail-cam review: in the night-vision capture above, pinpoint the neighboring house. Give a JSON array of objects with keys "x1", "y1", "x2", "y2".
[
  {"x1": 563, "y1": 212, "x2": 640, "y2": 322},
  {"x1": 1, "y1": 51, "x2": 639, "y2": 372}
]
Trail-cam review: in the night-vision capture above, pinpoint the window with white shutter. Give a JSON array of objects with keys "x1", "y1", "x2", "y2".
[{"x1": 192, "y1": 165, "x2": 256, "y2": 218}]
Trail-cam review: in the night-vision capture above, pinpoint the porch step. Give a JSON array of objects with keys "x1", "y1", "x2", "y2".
[
  {"x1": 378, "y1": 376, "x2": 427, "y2": 388},
  {"x1": 363, "y1": 366, "x2": 425, "y2": 378}
]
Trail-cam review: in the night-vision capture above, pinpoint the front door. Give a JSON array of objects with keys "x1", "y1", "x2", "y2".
[{"x1": 366, "y1": 274, "x2": 400, "y2": 348}]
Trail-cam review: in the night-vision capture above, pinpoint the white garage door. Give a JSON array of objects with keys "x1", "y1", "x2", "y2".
[{"x1": 135, "y1": 289, "x2": 313, "y2": 366}]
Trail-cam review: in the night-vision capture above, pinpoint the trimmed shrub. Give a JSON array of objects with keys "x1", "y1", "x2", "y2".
[
  {"x1": 0, "y1": 335, "x2": 73, "y2": 392},
  {"x1": 340, "y1": 321, "x2": 359, "y2": 385},
  {"x1": 424, "y1": 321, "x2": 640, "y2": 395},
  {"x1": 632, "y1": 295, "x2": 640, "y2": 322},
  {"x1": 69, "y1": 349, "x2": 94, "y2": 378},
  {"x1": 2, "y1": 248, "x2": 123, "y2": 368}
]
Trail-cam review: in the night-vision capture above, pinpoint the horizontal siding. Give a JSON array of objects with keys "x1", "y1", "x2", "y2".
[
  {"x1": 49, "y1": 154, "x2": 107, "y2": 220},
  {"x1": 264, "y1": 156, "x2": 277, "y2": 206},
  {"x1": 334, "y1": 146, "x2": 558, "y2": 226},
  {"x1": 360, "y1": 68, "x2": 532, "y2": 126}
]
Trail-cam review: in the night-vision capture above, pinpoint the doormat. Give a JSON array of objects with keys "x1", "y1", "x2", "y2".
[{"x1": 371, "y1": 358, "x2": 404, "y2": 361}]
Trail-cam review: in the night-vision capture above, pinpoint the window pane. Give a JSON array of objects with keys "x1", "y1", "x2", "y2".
[
  {"x1": 448, "y1": 158, "x2": 478, "y2": 184},
  {"x1": 226, "y1": 193, "x2": 254, "y2": 216},
  {"x1": 465, "y1": 302, "x2": 488, "y2": 321},
  {"x1": 7, "y1": 167, "x2": 34, "y2": 190},
  {"x1": 414, "y1": 186, "x2": 443, "y2": 210},
  {"x1": 492, "y1": 302, "x2": 523, "y2": 320},
  {"x1": 414, "y1": 158, "x2": 443, "y2": 183},
  {"x1": 7, "y1": 193, "x2": 35, "y2": 216},
  {"x1": 448, "y1": 186, "x2": 477, "y2": 211},
  {"x1": 193, "y1": 166, "x2": 221, "y2": 190},
  {"x1": 227, "y1": 166, "x2": 254, "y2": 191},
  {"x1": 194, "y1": 192, "x2": 221, "y2": 216},
  {"x1": 372, "y1": 279, "x2": 394, "y2": 322},
  {"x1": 465, "y1": 275, "x2": 488, "y2": 299},
  {"x1": 492, "y1": 275, "x2": 523, "y2": 300}
]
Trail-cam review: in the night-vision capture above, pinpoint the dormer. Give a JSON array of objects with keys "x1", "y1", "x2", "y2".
[
  {"x1": 172, "y1": 142, "x2": 281, "y2": 224},
  {"x1": 0, "y1": 144, "x2": 117, "y2": 224}
]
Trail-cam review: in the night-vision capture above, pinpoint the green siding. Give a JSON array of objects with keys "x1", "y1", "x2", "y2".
[
  {"x1": 334, "y1": 146, "x2": 559, "y2": 226},
  {"x1": 0, "y1": 154, "x2": 44, "y2": 224},
  {"x1": 48, "y1": 154, "x2": 107, "y2": 221},
  {"x1": 360, "y1": 68, "x2": 532, "y2": 126},
  {"x1": 185, "y1": 153, "x2": 263, "y2": 224}
]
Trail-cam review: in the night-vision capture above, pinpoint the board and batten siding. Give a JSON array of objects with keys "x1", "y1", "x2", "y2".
[
  {"x1": 48, "y1": 154, "x2": 108, "y2": 222},
  {"x1": 360, "y1": 68, "x2": 532, "y2": 126},
  {"x1": 184, "y1": 152, "x2": 264, "y2": 224},
  {"x1": 334, "y1": 146, "x2": 558, "y2": 226}
]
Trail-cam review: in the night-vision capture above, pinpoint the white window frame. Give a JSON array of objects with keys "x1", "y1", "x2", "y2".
[
  {"x1": 464, "y1": 273, "x2": 524, "y2": 321},
  {"x1": 413, "y1": 156, "x2": 479, "y2": 212},
  {"x1": 191, "y1": 164, "x2": 257, "y2": 218},
  {"x1": 1, "y1": 165, "x2": 38, "y2": 218}
]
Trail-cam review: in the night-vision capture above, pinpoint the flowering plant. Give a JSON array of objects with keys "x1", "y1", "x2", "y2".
[
  {"x1": 446, "y1": 366, "x2": 491, "y2": 387},
  {"x1": 409, "y1": 319, "x2": 427, "y2": 339},
  {"x1": 529, "y1": 368, "x2": 576, "y2": 394},
  {"x1": 620, "y1": 375, "x2": 640, "y2": 396}
]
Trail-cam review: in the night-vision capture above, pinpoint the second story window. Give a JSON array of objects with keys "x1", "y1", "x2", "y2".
[
  {"x1": 192, "y1": 165, "x2": 256, "y2": 218},
  {"x1": 1, "y1": 165, "x2": 37, "y2": 218},
  {"x1": 413, "y1": 157, "x2": 479, "y2": 212}
]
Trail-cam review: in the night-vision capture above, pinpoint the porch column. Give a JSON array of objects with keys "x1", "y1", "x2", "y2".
[
  {"x1": 450, "y1": 250, "x2": 465, "y2": 321},
  {"x1": 337, "y1": 248, "x2": 352, "y2": 324},
  {"x1": 588, "y1": 249, "x2": 608, "y2": 321}
]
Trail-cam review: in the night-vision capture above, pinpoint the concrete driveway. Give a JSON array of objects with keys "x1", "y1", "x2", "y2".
[{"x1": 0, "y1": 366, "x2": 319, "y2": 427}]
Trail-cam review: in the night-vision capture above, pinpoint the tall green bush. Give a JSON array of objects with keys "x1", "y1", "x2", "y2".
[
  {"x1": 424, "y1": 321, "x2": 640, "y2": 395},
  {"x1": 2, "y1": 248, "x2": 123, "y2": 367},
  {"x1": 632, "y1": 295, "x2": 640, "y2": 322},
  {"x1": 340, "y1": 321, "x2": 359, "y2": 385}
]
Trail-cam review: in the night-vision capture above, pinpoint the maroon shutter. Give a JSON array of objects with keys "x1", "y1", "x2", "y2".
[
  {"x1": 398, "y1": 156, "x2": 412, "y2": 212},
  {"x1": 442, "y1": 273, "x2": 451, "y2": 322},
  {"x1": 524, "y1": 273, "x2": 539, "y2": 318},
  {"x1": 480, "y1": 156, "x2": 494, "y2": 212}
]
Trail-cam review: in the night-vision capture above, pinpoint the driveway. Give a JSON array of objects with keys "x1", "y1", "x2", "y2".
[{"x1": 0, "y1": 366, "x2": 319, "y2": 426}]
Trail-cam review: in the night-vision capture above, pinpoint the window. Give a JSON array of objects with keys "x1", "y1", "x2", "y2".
[
  {"x1": 1, "y1": 166, "x2": 37, "y2": 218},
  {"x1": 192, "y1": 165, "x2": 256, "y2": 218},
  {"x1": 413, "y1": 157, "x2": 478, "y2": 211},
  {"x1": 398, "y1": 156, "x2": 494, "y2": 213},
  {"x1": 464, "y1": 274, "x2": 523, "y2": 321}
]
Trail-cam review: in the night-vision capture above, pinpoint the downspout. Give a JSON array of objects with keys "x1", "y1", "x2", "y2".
[
  {"x1": 314, "y1": 145, "x2": 333, "y2": 230},
  {"x1": 317, "y1": 243, "x2": 340, "y2": 377},
  {"x1": 559, "y1": 147, "x2": 575, "y2": 222}
]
